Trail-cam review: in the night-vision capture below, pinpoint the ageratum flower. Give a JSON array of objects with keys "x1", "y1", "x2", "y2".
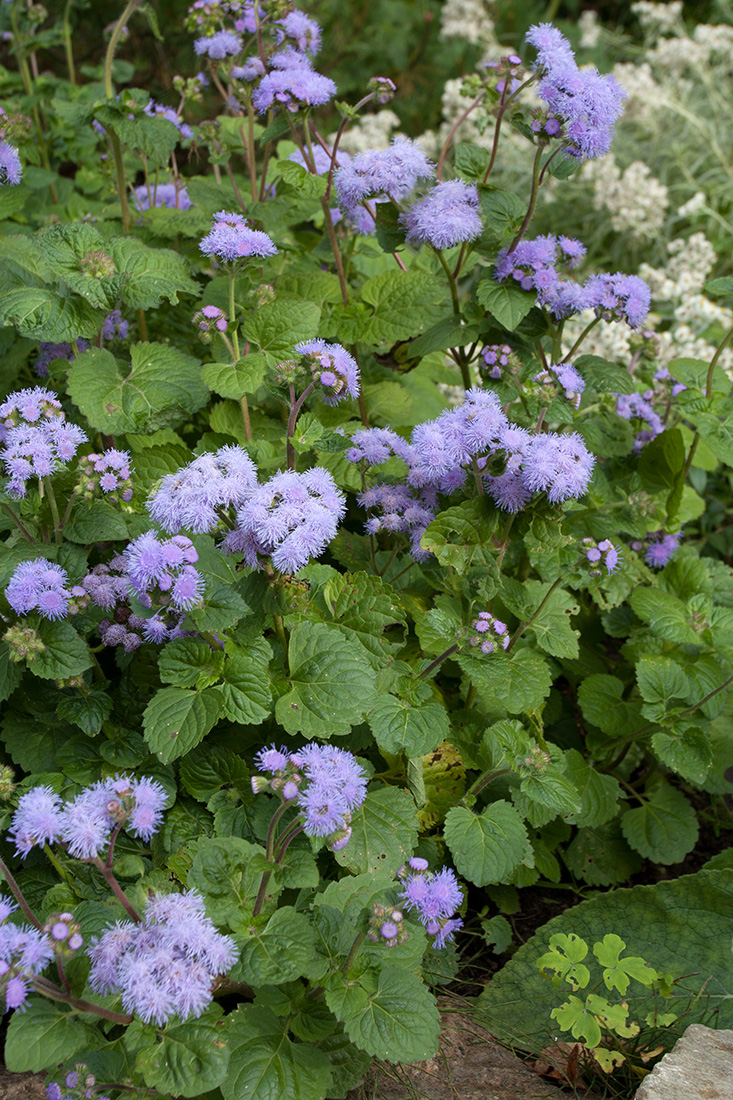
[
  {"x1": 401, "y1": 179, "x2": 483, "y2": 250},
  {"x1": 275, "y1": 9, "x2": 322, "y2": 54},
  {"x1": 469, "y1": 611, "x2": 510, "y2": 655},
  {"x1": 399, "y1": 865, "x2": 463, "y2": 949},
  {"x1": 5, "y1": 559, "x2": 74, "y2": 621},
  {"x1": 199, "y1": 210, "x2": 277, "y2": 262},
  {"x1": 0, "y1": 898, "x2": 55, "y2": 1012},
  {"x1": 33, "y1": 340, "x2": 90, "y2": 379},
  {"x1": 295, "y1": 339, "x2": 360, "y2": 403},
  {"x1": 124, "y1": 531, "x2": 205, "y2": 612},
  {"x1": 221, "y1": 467, "x2": 346, "y2": 574},
  {"x1": 193, "y1": 30, "x2": 243, "y2": 59},
  {"x1": 358, "y1": 483, "x2": 437, "y2": 562},
  {"x1": 0, "y1": 387, "x2": 87, "y2": 497},
  {"x1": 0, "y1": 142, "x2": 22, "y2": 186},
  {"x1": 252, "y1": 63, "x2": 336, "y2": 114},
  {"x1": 133, "y1": 182, "x2": 193, "y2": 211},
  {"x1": 335, "y1": 137, "x2": 434, "y2": 216},
  {"x1": 88, "y1": 890, "x2": 238, "y2": 1025},
  {"x1": 147, "y1": 445, "x2": 258, "y2": 534}
]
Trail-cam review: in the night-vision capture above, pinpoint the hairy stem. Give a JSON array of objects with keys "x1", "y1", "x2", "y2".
[
  {"x1": 286, "y1": 382, "x2": 316, "y2": 470},
  {"x1": 0, "y1": 502, "x2": 34, "y2": 542},
  {"x1": 0, "y1": 856, "x2": 43, "y2": 928},
  {"x1": 507, "y1": 143, "x2": 546, "y2": 254},
  {"x1": 42, "y1": 478, "x2": 63, "y2": 546},
  {"x1": 417, "y1": 643, "x2": 459, "y2": 680},
  {"x1": 89, "y1": 857, "x2": 142, "y2": 923}
]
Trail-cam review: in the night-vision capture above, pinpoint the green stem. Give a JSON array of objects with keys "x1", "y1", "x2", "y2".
[
  {"x1": 272, "y1": 613, "x2": 289, "y2": 670},
  {"x1": 508, "y1": 143, "x2": 546, "y2": 254},
  {"x1": 417, "y1": 643, "x2": 459, "y2": 680},
  {"x1": 104, "y1": 0, "x2": 141, "y2": 236},
  {"x1": 496, "y1": 514, "x2": 515, "y2": 570},
  {"x1": 0, "y1": 855, "x2": 43, "y2": 928},
  {"x1": 436, "y1": 249, "x2": 461, "y2": 316},
  {"x1": 59, "y1": 488, "x2": 80, "y2": 531},
  {"x1": 31, "y1": 976, "x2": 133, "y2": 1024},
  {"x1": 252, "y1": 802, "x2": 294, "y2": 918},
  {"x1": 564, "y1": 316, "x2": 601, "y2": 362},
  {"x1": 243, "y1": 109, "x2": 258, "y2": 202},
  {"x1": 507, "y1": 576, "x2": 563, "y2": 651},
  {"x1": 42, "y1": 478, "x2": 63, "y2": 545},
  {"x1": 683, "y1": 321, "x2": 733, "y2": 481},
  {"x1": 62, "y1": 0, "x2": 76, "y2": 84},
  {"x1": 228, "y1": 268, "x2": 241, "y2": 360},
  {"x1": 0, "y1": 501, "x2": 34, "y2": 542},
  {"x1": 44, "y1": 845, "x2": 73, "y2": 885},
  {"x1": 342, "y1": 931, "x2": 366, "y2": 974},
  {"x1": 458, "y1": 767, "x2": 511, "y2": 807},
  {"x1": 437, "y1": 94, "x2": 484, "y2": 180},
  {"x1": 286, "y1": 382, "x2": 316, "y2": 470}
]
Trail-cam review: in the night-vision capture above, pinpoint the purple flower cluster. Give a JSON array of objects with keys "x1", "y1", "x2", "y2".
[
  {"x1": 0, "y1": 141, "x2": 22, "y2": 185},
  {"x1": 0, "y1": 387, "x2": 87, "y2": 498},
  {"x1": 144, "y1": 100, "x2": 194, "y2": 141},
  {"x1": 101, "y1": 310, "x2": 130, "y2": 342},
  {"x1": 133, "y1": 182, "x2": 193, "y2": 211},
  {"x1": 78, "y1": 449, "x2": 133, "y2": 504},
  {"x1": 195, "y1": 304, "x2": 229, "y2": 338},
  {"x1": 0, "y1": 896, "x2": 54, "y2": 1012},
  {"x1": 147, "y1": 445, "x2": 258, "y2": 534},
  {"x1": 583, "y1": 538, "x2": 620, "y2": 574},
  {"x1": 358, "y1": 483, "x2": 437, "y2": 562},
  {"x1": 251, "y1": 51, "x2": 336, "y2": 114},
  {"x1": 402, "y1": 180, "x2": 483, "y2": 250},
  {"x1": 526, "y1": 23, "x2": 626, "y2": 161},
  {"x1": 295, "y1": 339, "x2": 360, "y2": 403},
  {"x1": 615, "y1": 391, "x2": 663, "y2": 451},
  {"x1": 78, "y1": 557, "x2": 187, "y2": 648},
  {"x1": 480, "y1": 344, "x2": 513, "y2": 379},
  {"x1": 469, "y1": 611, "x2": 510, "y2": 655},
  {"x1": 495, "y1": 235, "x2": 651, "y2": 328},
  {"x1": 194, "y1": 29, "x2": 243, "y2": 58},
  {"x1": 399, "y1": 859, "x2": 463, "y2": 950},
  {"x1": 5, "y1": 559, "x2": 74, "y2": 621},
  {"x1": 200, "y1": 210, "x2": 277, "y2": 262},
  {"x1": 335, "y1": 138, "x2": 435, "y2": 226},
  {"x1": 221, "y1": 467, "x2": 346, "y2": 574},
  {"x1": 78, "y1": 557, "x2": 131, "y2": 612},
  {"x1": 9, "y1": 775, "x2": 167, "y2": 859},
  {"x1": 125, "y1": 532, "x2": 205, "y2": 612},
  {"x1": 89, "y1": 890, "x2": 238, "y2": 1025},
  {"x1": 632, "y1": 530, "x2": 683, "y2": 569},
  {"x1": 275, "y1": 9, "x2": 322, "y2": 54},
  {"x1": 486, "y1": 429, "x2": 596, "y2": 511},
  {"x1": 252, "y1": 742, "x2": 367, "y2": 851},
  {"x1": 46, "y1": 1065, "x2": 108, "y2": 1100},
  {"x1": 33, "y1": 341, "x2": 90, "y2": 379},
  {"x1": 534, "y1": 362, "x2": 585, "y2": 409}
]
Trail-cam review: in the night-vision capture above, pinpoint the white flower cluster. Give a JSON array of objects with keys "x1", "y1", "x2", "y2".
[
  {"x1": 612, "y1": 61, "x2": 669, "y2": 124},
  {"x1": 336, "y1": 110, "x2": 402, "y2": 155},
  {"x1": 677, "y1": 191, "x2": 707, "y2": 218},
  {"x1": 582, "y1": 157, "x2": 668, "y2": 240},
  {"x1": 439, "y1": 0, "x2": 496, "y2": 48},
  {"x1": 630, "y1": 1, "x2": 683, "y2": 36},
  {"x1": 578, "y1": 10, "x2": 601, "y2": 49},
  {"x1": 563, "y1": 310, "x2": 632, "y2": 365},
  {"x1": 640, "y1": 233, "x2": 717, "y2": 298}
]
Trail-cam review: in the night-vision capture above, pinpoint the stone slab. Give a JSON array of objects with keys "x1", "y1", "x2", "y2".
[{"x1": 634, "y1": 1024, "x2": 733, "y2": 1100}]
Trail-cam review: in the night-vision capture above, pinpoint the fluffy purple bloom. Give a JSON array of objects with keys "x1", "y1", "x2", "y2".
[
  {"x1": 469, "y1": 610, "x2": 511, "y2": 655},
  {"x1": 484, "y1": 469, "x2": 534, "y2": 513},
  {"x1": 586, "y1": 538, "x2": 620, "y2": 574},
  {"x1": 335, "y1": 137, "x2": 435, "y2": 216},
  {"x1": 88, "y1": 890, "x2": 237, "y2": 1025},
  {"x1": 9, "y1": 786, "x2": 64, "y2": 855},
  {"x1": 125, "y1": 532, "x2": 204, "y2": 612},
  {"x1": 200, "y1": 210, "x2": 277, "y2": 262},
  {"x1": 58, "y1": 775, "x2": 167, "y2": 858},
  {"x1": 252, "y1": 64, "x2": 336, "y2": 114},
  {"x1": 296, "y1": 339, "x2": 360, "y2": 403},
  {"x1": 33, "y1": 341, "x2": 90, "y2": 379},
  {"x1": 0, "y1": 900, "x2": 55, "y2": 1011},
  {"x1": 5, "y1": 559, "x2": 73, "y2": 620},
  {"x1": 585, "y1": 272, "x2": 651, "y2": 329},
  {"x1": 147, "y1": 445, "x2": 258, "y2": 534},
  {"x1": 275, "y1": 9, "x2": 322, "y2": 54},
  {"x1": 0, "y1": 142, "x2": 22, "y2": 185},
  {"x1": 644, "y1": 531, "x2": 682, "y2": 569},
  {"x1": 221, "y1": 467, "x2": 346, "y2": 574},
  {"x1": 193, "y1": 31, "x2": 243, "y2": 59},
  {"x1": 296, "y1": 744, "x2": 367, "y2": 843},
  {"x1": 80, "y1": 448, "x2": 133, "y2": 502},
  {"x1": 399, "y1": 866, "x2": 463, "y2": 949},
  {"x1": 402, "y1": 180, "x2": 483, "y2": 250},
  {"x1": 101, "y1": 311, "x2": 130, "y2": 342},
  {"x1": 525, "y1": 23, "x2": 576, "y2": 71},
  {"x1": 616, "y1": 391, "x2": 663, "y2": 451},
  {"x1": 534, "y1": 361, "x2": 585, "y2": 408},
  {"x1": 521, "y1": 431, "x2": 595, "y2": 502},
  {"x1": 133, "y1": 182, "x2": 193, "y2": 211},
  {"x1": 358, "y1": 482, "x2": 437, "y2": 561},
  {"x1": 494, "y1": 234, "x2": 592, "y2": 319},
  {"x1": 0, "y1": 388, "x2": 87, "y2": 498}
]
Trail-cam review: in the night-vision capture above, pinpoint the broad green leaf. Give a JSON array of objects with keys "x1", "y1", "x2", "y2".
[
  {"x1": 455, "y1": 142, "x2": 491, "y2": 180},
  {"x1": 56, "y1": 690, "x2": 113, "y2": 737},
  {"x1": 40, "y1": 222, "x2": 120, "y2": 309},
  {"x1": 563, "y1": 820, "x2": 642, "y2": 886},
  {"x1": 620, "y1": 780, "x2": 698, "y2": 864},
  {"x1": 314, "y1": 870, "x2": 396, "y2": 922},
  {"x1": 360, "y1": 269, "x2": 447, "y2": 347},
  {"x1": 409, "y1": 316, "x2": 480, "y2": 358},
  {"x1": 274, "y1": 621, "x2": 375, "y2": 738},
  {"x1": 477, "y1": 186, "x2": 525, "y2": 238},
  {"x1": 668, "y1": 356, "x2": 730, "y2": 395},
  {"x1": 651, "y1": 725, "x2": 712, "y2": 785},
  {"x1": 477, "y1": 869, "x2": 733, "y2": 1045},
  {"x1": 592, "y1": 934, "x2": 657, "y2": 994},
  {"x1": 501, "y1": 579, "x2": 579, "y2": 659},
  {"x1": 245, "y1": 297, "x2": 321, "y2": 364},
  {"x1": 368, "y1": 694, "x2": 449, "y2": 756},
  {"x1": 112, "y1": 236, "x2": 200, "y2": 308},
  {"x1": 235, "y1": 907, "x2": 317, "y2": 985},
  {"x1": 458, "y1": 648, "x2": 552, "y2": 714},
  {"x1": 142, "y1": 686, "x2": 223, "y2": 764},
  {"x1": 476, "y1": 276, "x2": 534, "y2": 331},
  {"x1": 158, "y1": 638, "x2": 225, "y2": 690},
  {"x1": 188, "y1": 581, "x2": 250, "y2": 633},
  {"x1": 32, "y1": 620, "x2": 93, "y2": 680},
  {"x1": 221, "y1": 637, "x2": 272, "y2": 725},
  {"x1": 319, "y1": 570, "x2": 405, "y2": 669},
  {"x1": 0, "y1": 286, "x2": 103, "y2": 342},
  {"x1": 0, "y1": 644, "x2": 22, "y2": 704},
  {"x1": 4, "y1": 999, "x2": 99, "y2": 1072},
  {"x1": 636, "y1": 655, "x2": 690, "y2": 703},
  {"x1": 67, "y1": 344, "x2": 208, "y2": 435},
  {"x1": 421, "y1": 499, "x2": 498, "y2": 570},
  {"x1": 277, "y1": 158, "x2": 328, "y2": 198},
  {"x1": 223, "y1": 1005, "x2": 332, "y2": 1100},
  {"x1": 64, "y1": 501, "x2": 130, "y2": 543},
  {"x1": 325, "y1": 966, "x2": 439, "y2": 1064},
  {"x1": 202, "y1": 354, "x2": 268, "y2": 399},
  {"x1": 444, "y1": 802, "x2": 528, "y2": 886},
  {"x1": 136, "y1": 1009, "x2": 230, "y2": 1097},
  {"x1": 563, "y1": 750, "x2": 622, "y2": 828},
  {"x1": 577, "y1": 674, "x2": 643, "y2": 739},
  {"x1": 333, "y1": 787, "x2": 418, "y2": 876},
  {"x1": 179, "y1": 744, "x2": 251, "y2": 802},
  {"x1": 695, "y1": 412, "x2": 733, "y2": 467},
  {"x1": 188, "y1": 836, "x2": 267, "y2": 928},
  {"x1": 704, "y1": 276, "x2": 733, "y2": 297}
]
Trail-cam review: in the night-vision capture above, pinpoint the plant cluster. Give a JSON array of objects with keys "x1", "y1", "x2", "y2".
[{"x1": 0, "y1": 1, "x2": 731, "y2": 1098}]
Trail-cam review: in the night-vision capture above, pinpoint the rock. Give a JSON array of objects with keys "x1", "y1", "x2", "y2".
[{"x1": 634, "y1": 1024, "x2": 733, "y2": 1099}]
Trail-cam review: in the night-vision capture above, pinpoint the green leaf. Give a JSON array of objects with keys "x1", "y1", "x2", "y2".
[
  {"x1": 477, "y1": 186, "x2": 525, "y2": 238},
  {"x1": 158, "y1": 638, "x2": 224, "y2": 690},
  {"x1": 668, "y1": 357, "x2": 730, "y2": 395},
  {"x1": 314, "y1": 869, "x2": 396, "y2": 922},
  {"x1": 245, "y1": 297, "x2": 321, "y2": 364},
  {"x1": 455, "y1": 143, "x2": 491, "y2": 180},
  {"x1": 695, "y1": 412, "x2": 733, "y2": 467},
  {"x1": 477, "y1": 869, "x2": 733, "y2": 1045},
  {"x1": 409, "y1": 316, "x2": 481, "y2": 358},
  {"x1": 444, "y1": 802, "x2": 529, "y2": 886},
  {"x1": 333, "y1": 787, "x2": 418, "y2": 875},
  {"x1": 56, "y1": 690, "x2": 113, "y2": 737},
  {"x1": 188, "y1": 837, "x2": 267, "y2": 928},
  {"x1": 235, "y1": 907, "x2": 317, "y2": 985},
  {"x1": 188, "y1": 581, "x2": 251, "y2": 634},
  {"x1": 67, "y1": 344, "x2": 208, "y2": 435},
  {"x1": 136, "y1": 1009, "x2": 230, "y2": 1097},
  {"x1": 142, "y1": 686, "x2": 223, "y2": 764},
  {"x1": 221, "y1": 637, "x2": 272, "y2": 725},
  {"x1": 274, "y1": 621, "x2": 375, "y2": 738},
  {"x1": 0, "y1": 286, "x2": 103, "y2": 342},
  {"x1": 4, "y1": 999, "x2": 99, "y2": 1072},
  {"x1": 476, "y1": 276, "x2": 534, "y2": 331},
  {"x1": 375, "y1": 201, "x2": 407, "y2": 253},
  {"x1": 179, "y1": 743, "x2": 250, "y2": 802},
  {"x1": 651, "y1": 725, "x2": 712, "y2": 785},
  {"x1": 592, "y1": 934, "x2": 657, "y2": 994},
  {"x1": 201, "y1": 354, "x2": 268, "y2": 399},
  {"x1": 0, "y1": 644, "x2": 22, "y2": 704},
  {"x1": 40, "y1": 222, "x2": 120, "y2": 309},
  {"x1": 564, "y1": 820, "x2": 642, "y2": 886},
  {"x1": 704, "y1": 276, "x2": 733, "y2": 297},
  {"x1": 563, "y1": 750, "x2": 621, "y2": 828},
  {"x1": 458, "y1": 648, "x2": 552, "y2": 714},
  {"x1": 223, "y1": 1005, "x2": 332, "y2": 1100},
  {"x1": 368, "y1": 694, "x2": 449, "y2": 756},
  {"x1": 33, "y1": 620, "x2": 93, "y2": 680},
  {"x1": 551, "y1": 995, "x2": 602, "y2": 1047},
  {"x1": 536, "y1": 932, "x2": 590, "y2": 988},
  {"x1": 421, "y1": 499, "x2": 498, "y2": 570},
  {"x1": 501, "y1": 579, "x2": 579, "y2": 659},
  {"x1": 621, "y1": 780, "x2": 698, "y2": 864},
  {"x1": 64, "y1": 501, "x2": 130, "y2": 543},
  {"x1": 359, "y1": 269, "x2": 447, "y2": 347},
  {"x1": 111, "y1": 236, "x2": 199, "y2": 308},
  {"x1": 325, "y1": 966, "x2": 439, "y2": 1063},
  {"x1": 277, "y1": 159, "x2": 328, "y2": 198},
  {"x1": 320, "y1": 570, "x2": 404, "y2": 669},
  {"x1": 577, "y1": 674, "x2": 642, "y2": 738},
  {"x1": 638, "y1": 428, "x2": 685, "y2": 522},
  {"x1": 636, "y1": 655, "x2": 689, "y2": 706}
]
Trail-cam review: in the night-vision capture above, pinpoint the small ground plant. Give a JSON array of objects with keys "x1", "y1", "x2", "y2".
[{"x1": 0, "y1": 2, "x2": 731, "y2": 1098}]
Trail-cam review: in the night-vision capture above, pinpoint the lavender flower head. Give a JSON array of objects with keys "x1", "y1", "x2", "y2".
[
  {"x1": 534, "y1": 361, "x2": 585, "y2": 409},
  {"x1": 147, "y1": 445, "x2": 258, "y2": 534},
  {"x1": 358, "y1": 482, "x2": 437, "y2": 562},
  {"x1": 33, "y1": 341, "x2": 90, "y2": 379},
  {"x1": 8, "y1": 786, "x2": 64, "y2": 855},
  {"x1": 78, "y1": 449, "x2": 134, "y2": 504},
  {"x1": 583, "y1": 538, "x2": 620, "y2": 574},
  {"x1": 133, "y1": 182, "x2": 193, "y2": 211},
  {"x1": 193, "y1": 30, "x2": 243, "y2": 59},
  {"x1": 399, "y1": 865, "x2": 463, "y2": 949},
  {"x1": 641, "y1": 530, "x2": 683, "y2": 569},
  {"x1": 5, "y1": 559, "x2": 74, "y2": 621},
  {"x1": 469, "y1": 611, "x2": 510, "y2": 655},
  {"x1": 0, "y1": 142, "x2": 22, "y2": 186},
  {"x1": 221, "y1": 467, "x2": 346, "y2": 574},
  {"x1": 584, "y1": 272, "x2": 651, "y2": 329},
  {"x1": 0, "y1": 388, "x2": 87, "y2": 498},
  {"x1": 275, "y1": 9, "x2": 322, "y2": 55},
  {"x1": 335, "y1": 137, "x2": 435, "y2": 217},
  {"x1": 296, "y1": 339, "x2": 360, "y2": 403},
  {"x1": 480, "y1": 343, "x2": 513, "y2": 379},
  {"x1": 124, "y1": 532, "x2": 205, "y2": 612},
  {"x1": 252, "y1": 58, "x2": 337, "y2": 114},
  {"x1": 0, "y1": 897, "x2": 55, "y2": 1012},
  {"x1": 88, "y1": 890, "x2": 238, "y2": 1025},
  {"x1": 200, "y1": 210, "x2": 277, "y2": 262},
  {"x1": 101, "y1": 310, "x2": 130, "y2": 342},
  {"x1": 494, "y1": 234, "x2": 591, "y2": 319},
  {"x1": 401, "y1": 180, "x2": 483, "y2": 250},
  {"x1": 616, "y1": 390, "x2": 663, "y2": 451}
]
